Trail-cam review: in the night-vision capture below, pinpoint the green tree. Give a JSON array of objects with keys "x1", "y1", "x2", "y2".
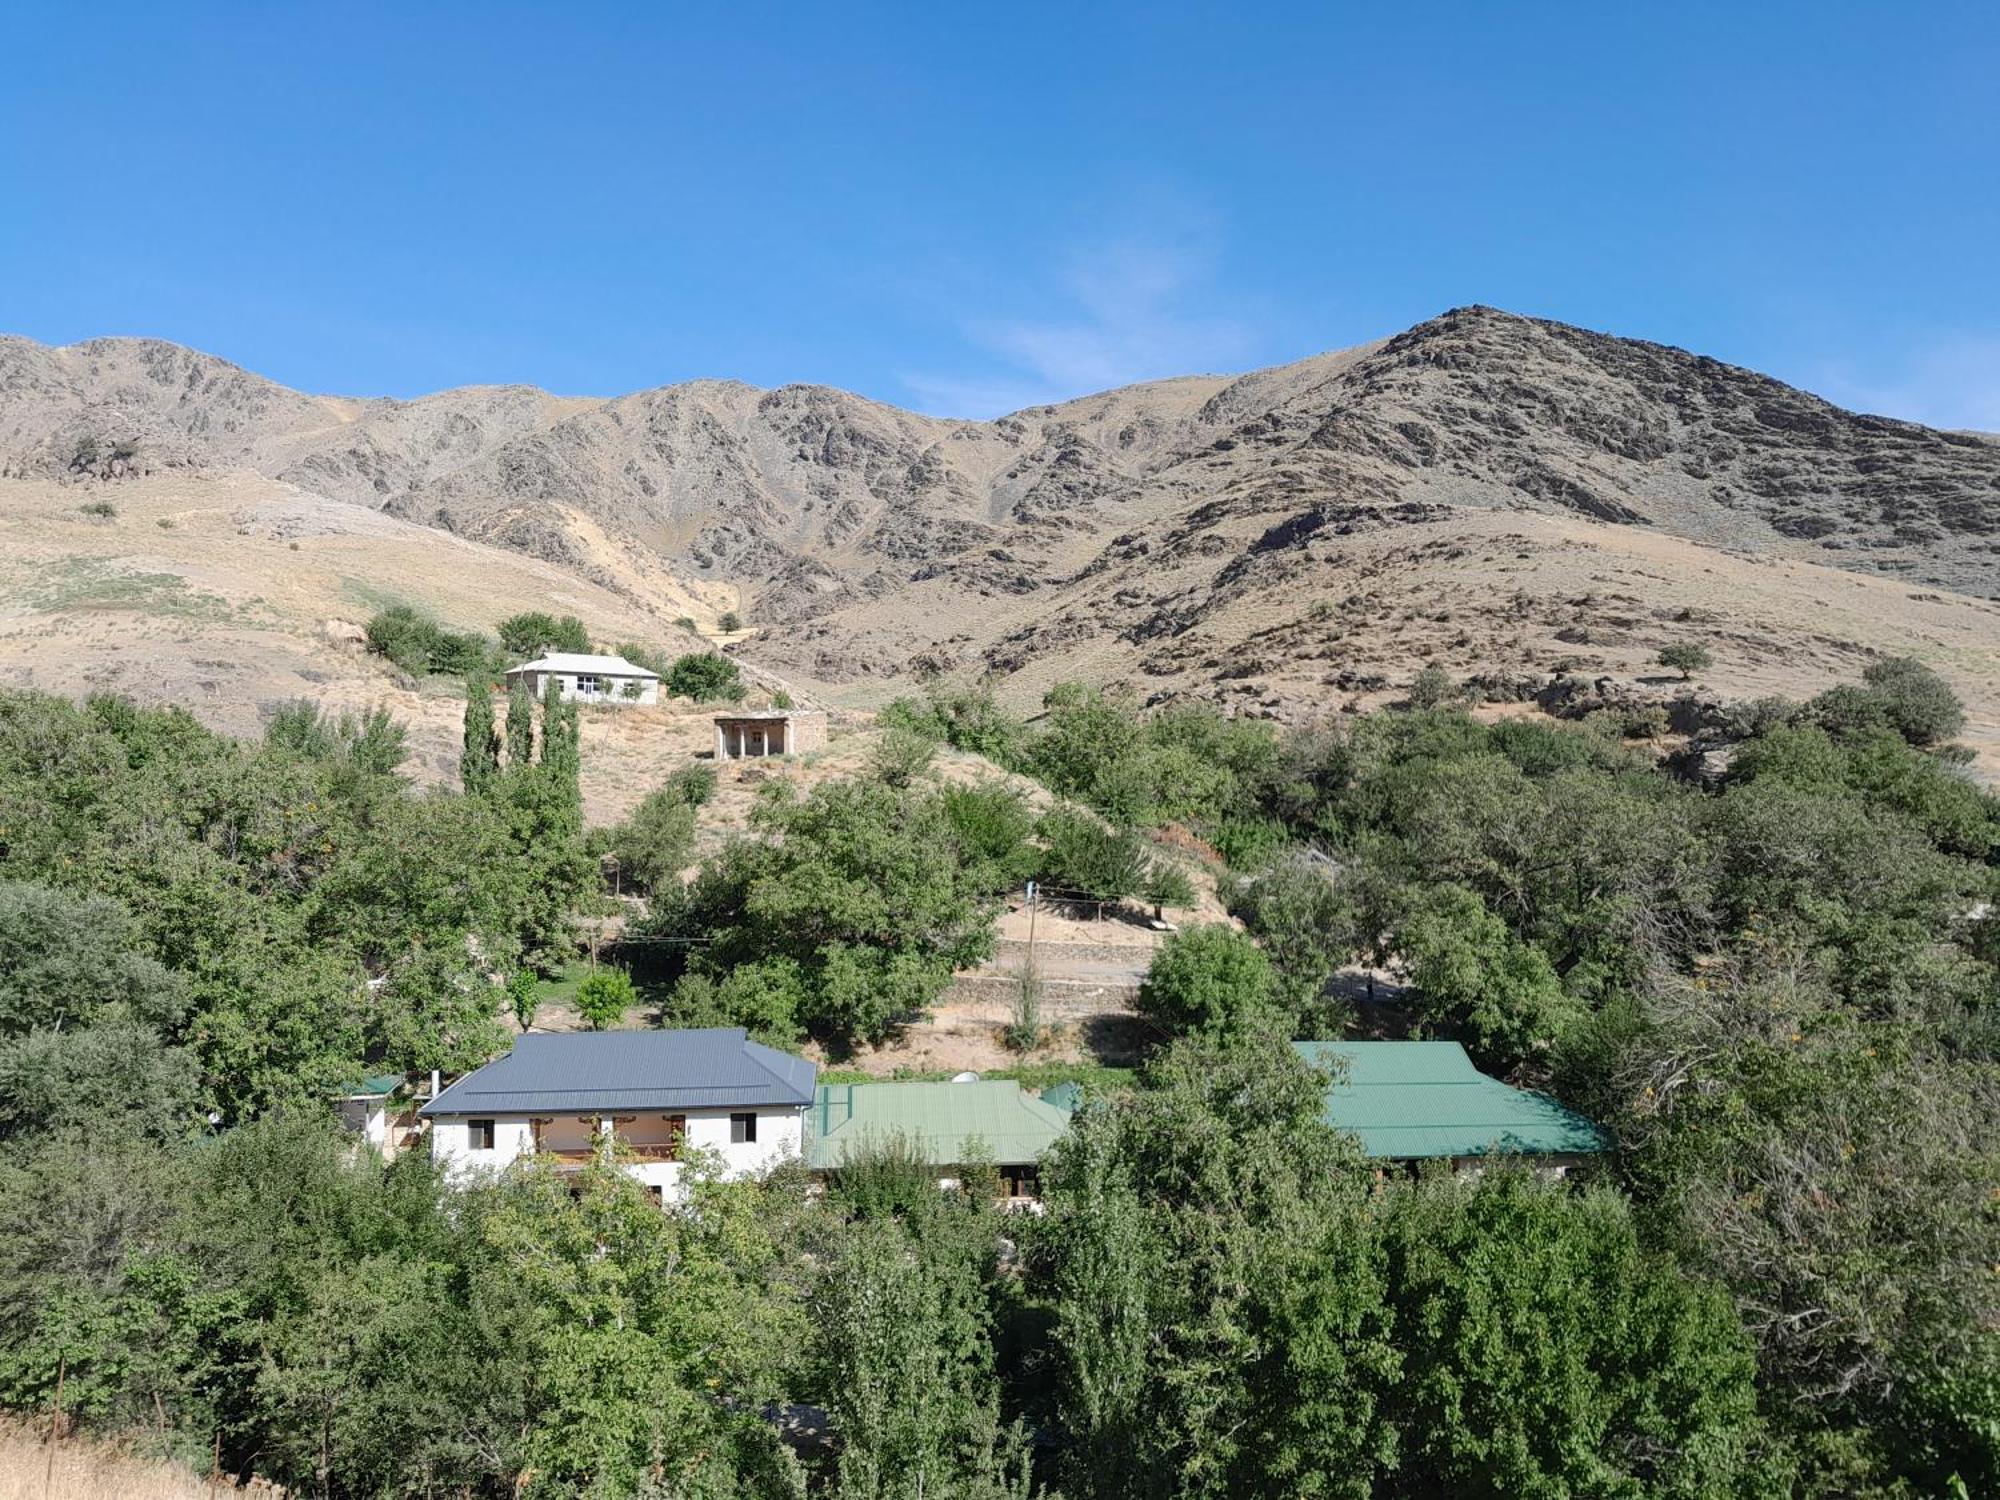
[
  {"x1": 940, "y1": 783, "x2": 1039, "y2": 896},
  {"x1": 603, "y1": 794, "x2": 695, "y2": 896},
  {"x1": 664, "y1": 650, "x2": 744, "y2": 703},
  {"x1": 1233, "y1": 850, "x2": 1358, "y2": 1028},
  {"x1": 1396, "y1": 883, "x2": 1579, "y2": 1068},
  {"x1": 1135, "y1": 924, "x2": 1278, "y2": 1041},
  {"x1": 1861, "y1": 655, "x2": 1965, "y2": 746},
  {"x1": 1656, "y1": 641, "x2": 1713, "y2": 680},
  {"x1": 497, "y1": 611, "x2": 591, "y2": 660},
  {"x1": 1373, "y1": 1170, "x2": 1769, "y2": 1498},
  {"x1": 575, "y1": 969, "x2": 637, "y2": 1029},
  {"x1": 811, "y1": 1214, "x2": 1036, "y2": 1499},
  {"x1": 370, "y1": 946, "x2": 509, "y2": 1075},
  {"x1": 869, "y1": 725, "x2": 936, "y2": 787},
  {"x1": 504, "y1": 675, "x2": 535, "y2": 766},
  {"x1": 0, "y1": 881, "x2": 184, "y2": 1036},
  {"x1": 1041, "y1": 1037, "x2": 1377, "y2": 1499},
  {"x1": 645, "y1": 779, "x2": 999, "y2": 1048},
  {"x1": 505, "y1": 969, "x2": 539, "y2": 1033},
  {"x1": 459, "y1": 674, "x2": 500, "y2": 792}
]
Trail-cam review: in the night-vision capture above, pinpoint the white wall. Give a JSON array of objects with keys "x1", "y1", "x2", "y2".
[
  {"x1": 430, "y1": 1106, "x2": 805, "y2": 1201},
  {"x1": 335, "y1": 1097, "x2": 392, "y2": 1151},
  {"x1": 510, "y1": 671, "x2": 659, "y2": 707}
]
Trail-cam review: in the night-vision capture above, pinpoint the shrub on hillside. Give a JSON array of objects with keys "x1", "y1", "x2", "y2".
[{"x1": 664, "y1": 651, "x2": 744, "y2": 703}]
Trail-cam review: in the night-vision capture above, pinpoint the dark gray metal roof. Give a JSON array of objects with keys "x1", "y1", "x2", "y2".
[{"x1": 420, "y1": 1028, "x2": 816, "y2": 1116}]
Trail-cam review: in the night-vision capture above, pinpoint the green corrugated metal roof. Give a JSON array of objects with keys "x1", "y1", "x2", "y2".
[
  {"x1": 1038, "y1": 1081, "x2": 1086, "y2": 1113},
  {"x1": 807, "y1": 1080, "x2": 1074, "y2": 1169},
  {"x1": 334, "y1": 1073, "x2": 403, "y2": 1099},
  {"x1": 1293, "y1": 1041, "x2": 1607, "y2": 1159}
]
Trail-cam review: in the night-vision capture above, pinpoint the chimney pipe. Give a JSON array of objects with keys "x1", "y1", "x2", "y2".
[{"x1": 430, "y1": 1069, "x2": 441, "y2": 1099}]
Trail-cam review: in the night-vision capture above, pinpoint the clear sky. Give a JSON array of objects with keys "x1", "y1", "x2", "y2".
[{"x1": 2, "y1": 3, "x2": 1994, "y2": 426}]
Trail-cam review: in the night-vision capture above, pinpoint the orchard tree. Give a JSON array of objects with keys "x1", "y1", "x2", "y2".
[{"x1": 574, "y1": 969, "x2": 636, "y2": 1030}]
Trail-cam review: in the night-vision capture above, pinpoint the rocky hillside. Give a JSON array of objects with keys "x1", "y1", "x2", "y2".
[{"x1": 3, "y1": 309, "x2": 1997, "y2": 756}]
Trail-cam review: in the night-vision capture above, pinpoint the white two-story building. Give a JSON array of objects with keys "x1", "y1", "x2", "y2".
[{"x1": 419, "y1": 1028, "x2": 815, "y2": 1202}]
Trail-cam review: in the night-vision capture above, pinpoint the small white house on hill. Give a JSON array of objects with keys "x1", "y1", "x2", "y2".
[
  {"x1": 420, "y1": 1028, "x2": 815, "y2": 1203},
  {"x1": 505, "y1": 652, "x2": 660, "y2": 705}
]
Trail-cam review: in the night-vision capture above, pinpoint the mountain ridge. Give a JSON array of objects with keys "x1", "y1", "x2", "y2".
[{"x1": 3, "y1": 308, "x2": 1996, "y2": 734}]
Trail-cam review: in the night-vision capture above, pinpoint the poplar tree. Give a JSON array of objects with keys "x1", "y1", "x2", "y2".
[
  {"x1": 459, "y1": 677, "x2": 500, "y2": 793},
  {"x1": 505, "y1": 677, "x2": 535, "y2": 766}
]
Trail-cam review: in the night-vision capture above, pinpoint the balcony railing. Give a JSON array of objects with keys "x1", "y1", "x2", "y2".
[{"x1": 546, "y1": 1141, "x2": 680, "y2": 1165}]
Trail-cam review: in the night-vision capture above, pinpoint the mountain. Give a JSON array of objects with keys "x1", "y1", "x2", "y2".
[{"x1": 2, "y1": 307, "x2": 1997, "y2": 770}]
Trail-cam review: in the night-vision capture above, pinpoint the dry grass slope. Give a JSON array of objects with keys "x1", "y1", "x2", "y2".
[{"x1": 0, "y1": 1421, "x2": 276, "y2": 1500}]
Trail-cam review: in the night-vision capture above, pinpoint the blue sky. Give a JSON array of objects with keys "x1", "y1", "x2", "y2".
[{"x1": 1, "y1": 3, "x2": 1994, "y2": 426}]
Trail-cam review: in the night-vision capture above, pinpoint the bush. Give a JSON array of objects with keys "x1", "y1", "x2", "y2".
[
  {"x1": 574, "y1": 969, "x2": 637, "y2": 1030},
  {"x1": 880, "y1": 684, "x2": 1027, "y2": 767},
  {"x1": 363, "y1": 605, "x2": 498, "y2": 679},
  {"x1": 1038, "y1": 806, "x2": 1149, "y2": 902},
  {"x1": 718, "y1": 610, "x2": 743, "y2": 633},
  {"x1": 1656, "y1": 641, "x2": 1713, "y2": 680},
  {"x1": 869, "y1": 727, "x2": 937, "y2": 788},
  {"x1": 940, "y1": 783, "x2": 1039, "y2": 895},
  {"x1": 1862, "y1": 656, "x2": 1965, "y2": 746},
  {"x1": 664, "y1": 651, "x2": 743, "y2": 703},
  {"x1": 1135, "y1": 924, "x2": 1276, "y2": 1040},
  {"x1": 1406, "y1": 664, "x2": 1458, "y2": 709},
  {"x1": 78, "y1": 498, "x2": 118, "y2": 519}
]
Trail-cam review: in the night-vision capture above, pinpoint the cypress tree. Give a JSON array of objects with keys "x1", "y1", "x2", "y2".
[
  {"x1": 460, "y1": 676, "x2": 500, "y2": 793},
  {"x1": 505, "y1": 676, "x2": 535, "y2": 766}
]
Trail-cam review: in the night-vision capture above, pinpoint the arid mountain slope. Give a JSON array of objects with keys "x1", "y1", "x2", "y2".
[
  {"x1": 3, "y1": 308, "x2": 1997, "y2": 776},
  {"x1": 0, "y1": 469, "x2": 723, "y2": 802}
]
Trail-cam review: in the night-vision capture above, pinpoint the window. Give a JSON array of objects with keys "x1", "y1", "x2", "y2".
[
  {"x1": 575, "y1": 675, "x2": 602, "y2": 696},
  {"x1": 730, "y1": 1111, "x2": 757, "y2": 1145},
  {"x1": 468, "y1": 1119, "x2": 496, "y2": 1151}
]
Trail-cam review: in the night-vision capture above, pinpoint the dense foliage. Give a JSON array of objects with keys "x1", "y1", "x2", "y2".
[
  {"x1": 665, "y1": 650, "x2": 746, "y2": 703},
  {"x1": 0, "y1": 657, "x2": 1994, "y2": 1498},
  {"x1": 640, "y1": 778, "x2": 1006, "y2": 1050},
  {"x1": 0, "y1": 688, "x2": 591, "y2": 1122},
  {"x1": 499, "y1": 610, "x2": 593, "y2": 660},
  {"x1": 363, "y1": 603, "x2": 506, "y2": 679}
]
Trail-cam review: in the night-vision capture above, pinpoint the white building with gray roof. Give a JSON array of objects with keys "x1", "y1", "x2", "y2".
[
  {"x1": 420, "y1": 1028, "x2": 815, "y2": 1202},
  {"x1": 504, "y1": 652, "x2": 660, "y2": 706}
]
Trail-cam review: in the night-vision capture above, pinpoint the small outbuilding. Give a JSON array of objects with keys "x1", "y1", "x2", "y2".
[
  {"x1": 807, "y1": 1078, "x2": 1074, "y2": 1203},
  {"x1": 505, "y1": 652, "x2": 660, "y2": 706},
  {"x1": 1293, "y1": 1040, "x2": 1607, "y2": 1167},
  {"x1": 713, "y1": 708, "x2": 827, "y2": 760}
]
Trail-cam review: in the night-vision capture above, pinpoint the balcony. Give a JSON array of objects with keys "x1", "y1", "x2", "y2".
[{"x1": 546, "y1": 1139, "x2": 681, "y2": 1167}]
